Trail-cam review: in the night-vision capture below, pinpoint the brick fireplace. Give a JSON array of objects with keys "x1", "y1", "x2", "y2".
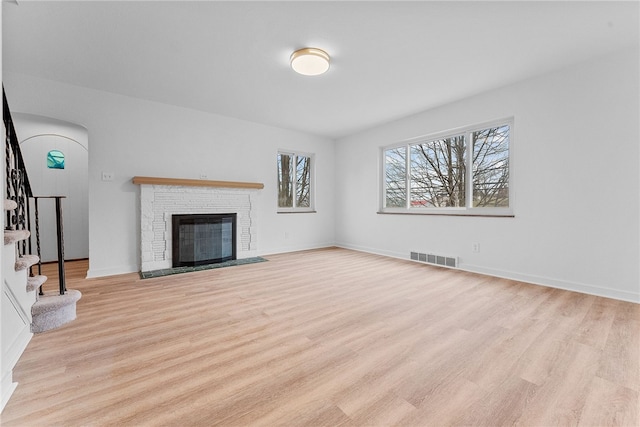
[{"x1": 133, "y1": 177, "x2": 263, "y2": 272}]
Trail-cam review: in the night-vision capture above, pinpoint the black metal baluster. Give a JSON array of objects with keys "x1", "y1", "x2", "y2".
[
  {"x1": 34, "y1": 197, "x2": 44, "y2": 295},
  {"x1": 55, "y1": 197, "x2": 66, "y2": 294},
  {"x1": 5, "y1": 123, "x2": 13, "y2": 230}
]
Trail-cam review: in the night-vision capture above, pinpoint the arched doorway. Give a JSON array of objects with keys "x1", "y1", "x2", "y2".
[{"x1": 13, "y1": 113, "x2": 88, "y2": 263}]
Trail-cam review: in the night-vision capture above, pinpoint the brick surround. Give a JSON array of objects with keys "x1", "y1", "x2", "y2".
[{"x1": 139, "y1": 184, "x2": 259, "y2": 272}]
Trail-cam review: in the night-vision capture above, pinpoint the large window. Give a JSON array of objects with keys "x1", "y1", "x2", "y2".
[
  {"x1": 382, "y1": 120, "x2": 512, "y2": 215},
  {"x1": 277, "y1": 151, "x2": 314, "y2": 212}
]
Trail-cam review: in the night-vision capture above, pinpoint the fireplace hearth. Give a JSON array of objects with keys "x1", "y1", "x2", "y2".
[{"x1": 172, "y1": 213, "x2": 237, "y2": 268}]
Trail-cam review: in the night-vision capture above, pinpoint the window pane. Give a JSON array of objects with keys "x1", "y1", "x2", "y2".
[
  {"x1": 277, "y1": 153, "x2": 293, "y2": 208},
  {"x1": 410, "y1": 136, "x2": 466, "y2": 207},
  {"x1": 296, "y1": 155, "x2": 311, "y2": 208},
  {"x1": 384, "y1": 147, "x2": 406, "y2": 208},
  {"x1": 473, "y1": 125, "x2": 509, "y2": 207}
]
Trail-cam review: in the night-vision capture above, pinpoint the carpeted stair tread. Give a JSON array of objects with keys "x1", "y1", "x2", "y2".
[
  {"x1": 4, "y1": 228, "x2": 30, "y2": 245},
  {"x1": 15, "y1": 254, "x2": 39, "y2": 271},
  {"x1": 31, "y1": 290, "x2": 82, "y2": 333},
  {"x1": 32, "y1": 290, "x2": 81, "y2": 315},
  {"x1": 4, "y1": 199, "x2": 17, "y2": 211},
  {"x1": 27, "y1": 275, "x2": 47, "y2": 292}
]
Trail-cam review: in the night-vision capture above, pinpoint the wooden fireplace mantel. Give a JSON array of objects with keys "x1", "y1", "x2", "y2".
[{"x1": 132, "y1": 176, "x2": 264, "y2": 190}]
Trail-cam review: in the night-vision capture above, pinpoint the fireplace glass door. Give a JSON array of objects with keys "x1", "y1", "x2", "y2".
[{"x1": 172, "y1": 213, "x2": 236, "y2": 267}]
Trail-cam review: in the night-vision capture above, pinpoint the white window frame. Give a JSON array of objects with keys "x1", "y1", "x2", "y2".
[
  {"x1": 277, "y1": 150, "x2": 315, "y2": 213},
  {"x1": 380, "y1": 118, "x2": 514, "y2": 217}
]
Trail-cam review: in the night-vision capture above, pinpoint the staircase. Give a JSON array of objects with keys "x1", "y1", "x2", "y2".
[
  {"x1": 4, "y1": 201, "x2": 81, "y2": 332},
  {"x1": 2, "y1": 88, "x2": 82, "y2": 411}
]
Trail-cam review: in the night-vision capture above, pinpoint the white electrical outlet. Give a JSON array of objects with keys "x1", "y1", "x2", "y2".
[
  {"x1": 472, "y1": 243, "x2": 480, "y2": 253},
  {"x1": 101, "y1": 172, "x2": 114, "y2": 182},
  {"x1": 200, "y1": 174, "x2": 208, "y2": 180}
]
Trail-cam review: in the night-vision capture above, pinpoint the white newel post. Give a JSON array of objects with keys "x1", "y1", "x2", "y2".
[{"x1": 135, "y1": 177, "x2": 262, "y2": 272}]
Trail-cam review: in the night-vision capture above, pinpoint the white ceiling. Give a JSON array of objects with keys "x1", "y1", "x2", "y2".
[{"x1": 3, "y1": 1, "x2": 639, "y2": 139}]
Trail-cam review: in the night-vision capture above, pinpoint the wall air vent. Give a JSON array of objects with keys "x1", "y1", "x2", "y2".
[{"x1": 410, "y1": 251, "x2": 457, "y2": 268}]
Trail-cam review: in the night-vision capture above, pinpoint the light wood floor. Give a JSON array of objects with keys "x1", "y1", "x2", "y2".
[{"x1": 2, "y1": 248, "x2": 639, "y2": 426}]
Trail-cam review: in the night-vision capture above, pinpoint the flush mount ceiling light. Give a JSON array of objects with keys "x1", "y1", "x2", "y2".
[{"x1": 290, "y1": 48, "x2": 330, "y2": 76}]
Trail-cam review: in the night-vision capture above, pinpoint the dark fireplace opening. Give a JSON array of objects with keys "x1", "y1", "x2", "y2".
[{"x1": 172, "y1": 213, "x2": 237, "y2": 268}]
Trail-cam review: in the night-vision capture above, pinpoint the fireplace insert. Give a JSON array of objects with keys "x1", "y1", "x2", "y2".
[{"x1": 172, "y1": 213, "x2": 236, "y2": 267}]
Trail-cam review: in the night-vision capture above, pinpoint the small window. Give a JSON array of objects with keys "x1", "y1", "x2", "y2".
[
  {"x1": 47, "y1": 150, "x2": 65, "y2": 169},
  {"x1": 381, "y1": 119, "x2": 512, "y2": 216},
  {"x1": 384, "y1": 147, "x2": 406, "y2": 208},
  {"x1": 277, "y1": 151, "x2": 314, "y2": 212},
  {"x1": 472, "y1": 125, "x2": 510, "y2": 208},
  {"x1": 410, "y1": 135, "x2": 466, "y2": 208}
]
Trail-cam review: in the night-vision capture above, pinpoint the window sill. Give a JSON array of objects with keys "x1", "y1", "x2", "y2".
[
  {"x1": 277, "y1": 210, "x2": 317, "y2": 214},
  {"x1": 377, "y1": 210, "x2": 514, "y2": 218}
]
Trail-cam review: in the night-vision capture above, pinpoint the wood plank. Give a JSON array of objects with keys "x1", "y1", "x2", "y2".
[
  {"x1": 132, "y1": 175, "x2": 264, "y2": 189},
  {"x1": 2, "y1": 249, "x2": 639, "y2": 426},
  {"x1": 579, "y1": 376, "x2": 639, "y2": 426}
]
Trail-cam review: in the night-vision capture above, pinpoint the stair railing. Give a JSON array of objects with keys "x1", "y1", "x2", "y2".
[
  {"x1": 4, "y1": 87, "x2": 66, "y2": 295},
  {"x1": 4, "y1": 88, "x2": 33, "y2": 257}
]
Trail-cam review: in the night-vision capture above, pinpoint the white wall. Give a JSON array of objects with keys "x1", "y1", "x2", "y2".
[
  {"x1": 3, "y1": 73, "x2": 336, "y2": 277},
  {"x1": 335, "y1": 48, "x2": 640, "y2": 303}
]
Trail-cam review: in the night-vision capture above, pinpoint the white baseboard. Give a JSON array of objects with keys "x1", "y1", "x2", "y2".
[
  {"x1": 1, "y1": 377, "x2": 18, "y2": 413},
  {"x1": 334, "y1": 242, "x2": 408, "y2": 261},
  {"x1": 85, "y1": 264, "x2": 139, "y2": 279},
  {"x1": 85, "y1": 243, "x2": 639, "y2": 303},
  {"x1": 260, "y1": 242, "x2": 336, "y2": 257},
  {"x1": 335, "y1": 243, "x2": 640, "y2": 304},
  {"x1": 1, "y1": 323, "x2": 32, "y2": 413},
  {"x1": 460, "y1": 263, "x2": 639, "y2": 304}
]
